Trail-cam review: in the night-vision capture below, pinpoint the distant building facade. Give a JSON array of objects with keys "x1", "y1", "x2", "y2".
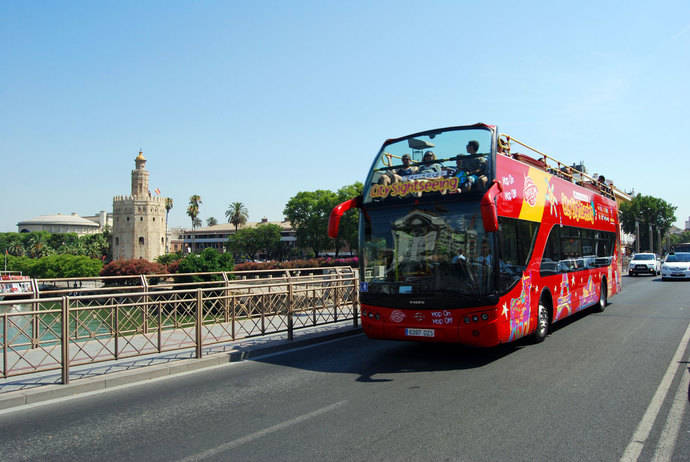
[
  {"x1": 17, "y1": 213, "x2": 101, "y2": 235},
  {"x1": 182, "y1": 219, "x2": 296, "y2": 254},
  {"x1": 17, "y1": 210, "x2": 112, "y2": 235},
  {"x1": 686, "y1": 216, "x2": 690, "y2": 231},
  {"x1": 111, "y1": 151, "x2": 167, "y2": 260}
]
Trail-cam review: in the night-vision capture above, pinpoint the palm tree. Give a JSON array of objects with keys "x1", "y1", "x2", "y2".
[
  {"x1": 187, "y1": 195, "x2": 202, "y2": 253},
  {"x1": 206, "y1": 216, "x2": 218, "y2": 227},
  {"x1": 225, "y1": 202, "x2": 249, "y2": 232},
  {"x1": 164, "y1": 197, "x2": 174, "y2": 253}
]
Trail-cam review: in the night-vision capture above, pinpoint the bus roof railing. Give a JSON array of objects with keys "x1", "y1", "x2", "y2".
[{"x1": 499, "y1": 134, "x2": 629, "y2": 202}]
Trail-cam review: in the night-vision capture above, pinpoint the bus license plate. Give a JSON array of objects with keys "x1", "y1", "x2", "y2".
[{"x1": 405, "y1": 328, "x2": 435, "y2": 338}]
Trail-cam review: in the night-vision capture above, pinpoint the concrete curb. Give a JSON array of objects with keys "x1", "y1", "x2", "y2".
[{"x1": 0, "y1": 326, "x2": 362, "y2": 412}]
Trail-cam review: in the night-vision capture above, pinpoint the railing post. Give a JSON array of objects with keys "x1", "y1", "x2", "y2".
[
  {"x1": 222, "y1": 272, "x2": 230, "y2": 324},
  {"x1": 140, "y1": 274, "x2": 149, "y2": 334},
  {"x1": 196, "y1": 288, "x2": 203, "y2": 358},
  {"x1": 353, "y1": 268, "x2": 359, "y2": 328},
  {"x1": 61, "y1": 296, "x2": 70, "y2": 384},
  {"x1": 157, "y1": 300, "x2": 162, "y2": 353},
  {"x1": 261, "y1": 293, "x2": 266, "y2": 335},
  {"x1": 114, "y1": 303, "x2": 119, "y2": 360},
  {"x1": 3, "y1": 314, "x2": 7, "y2": 378},
  {"x1": 31, "y1": 278, "x2": 40, "y2": 348},
  {"x1": 333, "y1": 271, "x2": 339, "y2": 322},
  {"x1": 287, "y1": 271, "x2": 294, "y2": 341}
]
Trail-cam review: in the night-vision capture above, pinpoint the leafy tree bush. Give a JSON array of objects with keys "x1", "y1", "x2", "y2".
[
  {"x1": 174, "y1": 248, "x2": 234, "y2": 282},
  {"x1": 226, "y1": 223, "x2": 281, "y2": 260},
  {"x1": 100, "y1": 259, "x2": 166, "y2": 285},
  {"x1": 2, "y1": 253, "x2": 102, "y2": 278},
  {"x1": 284, "y1": 189, "x2": 338, "y2": 257},
  {"x1": 620, "y1": 194, "x2": 676, "y2": 252},
  {"x1": 0, "y1": 231, "x2": 111, "y2": 261}
]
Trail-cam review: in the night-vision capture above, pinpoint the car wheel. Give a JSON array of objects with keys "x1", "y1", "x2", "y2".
[
  {"x1": 594, "y1": 280, "x2": 607, "y2": 312},
  {"x1": 532, "y1": 301, "x2": 550, "y2": 343}
]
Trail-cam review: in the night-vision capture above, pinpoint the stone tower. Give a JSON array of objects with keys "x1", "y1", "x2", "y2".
[{"x1": 112, "y1": 151, "x2": 167, "y2": 261}]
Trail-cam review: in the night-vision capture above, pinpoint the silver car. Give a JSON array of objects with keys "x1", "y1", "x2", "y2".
[{"x1": 661, "y1": 252, "x2": 690, "y2": 280}]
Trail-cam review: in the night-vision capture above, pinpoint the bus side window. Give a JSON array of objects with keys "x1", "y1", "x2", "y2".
[
  {"x1": 540, "y1": 226, "x2": 562, "y2": 276},
  {"x1": 499, "y1": 217, "x2": 539, "y2": 292}
]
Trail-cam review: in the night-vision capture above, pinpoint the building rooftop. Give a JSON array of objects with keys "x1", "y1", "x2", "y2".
[{"x1": 17, "y1": 213, "x2": 100, "y2": 227}]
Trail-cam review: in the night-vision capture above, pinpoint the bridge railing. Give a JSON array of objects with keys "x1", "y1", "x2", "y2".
[{"x1": 0, "y1": 266, "x2": 359, "y2": 384}]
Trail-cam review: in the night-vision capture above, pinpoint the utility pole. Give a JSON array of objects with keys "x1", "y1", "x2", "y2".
[{"x1": 635, "y1": 220, "x2": 640, "y2": 253}]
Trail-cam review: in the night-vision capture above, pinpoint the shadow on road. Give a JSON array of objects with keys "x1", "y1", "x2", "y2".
[{"x1": 254, "y1": 303, "x2": 617, "y2": 383}]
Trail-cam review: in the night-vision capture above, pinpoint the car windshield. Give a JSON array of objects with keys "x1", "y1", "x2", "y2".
[
  {"x1": 632, "y1": 254, "x2": 655, "y2": 261},
  {"x1": 665, "y1": 253, "x2": 690, "y2": 263}
]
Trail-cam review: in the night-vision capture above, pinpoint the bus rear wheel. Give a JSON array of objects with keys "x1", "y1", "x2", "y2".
[
  {"x1": 533, "y1": 301, "x2": 550, "y2": 343},
  {"x1": 594, "y1": 280, "x2": 607, "y2": 312}
]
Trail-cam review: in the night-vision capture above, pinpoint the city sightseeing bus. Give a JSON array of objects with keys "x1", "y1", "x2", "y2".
[{"x1": 328, "y1": 123, "x2": 622, "y2": 346}]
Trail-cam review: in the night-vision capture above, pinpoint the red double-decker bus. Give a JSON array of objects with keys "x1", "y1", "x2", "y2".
[{"x1": 329, "y1": 123, "x2": 623, "y2": 346}]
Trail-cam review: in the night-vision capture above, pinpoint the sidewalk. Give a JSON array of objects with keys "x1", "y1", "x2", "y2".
[{"x1": 0, "y1": 321, "x2": 362, "y2": 411}]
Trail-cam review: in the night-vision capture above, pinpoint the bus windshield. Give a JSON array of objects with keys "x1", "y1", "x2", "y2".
[
  {"x1": 362, "y1": 201, "x2": 495, "y2": 308},
  {"x1": 363, "y1": 127, "x2": 493, "y2": 204}
]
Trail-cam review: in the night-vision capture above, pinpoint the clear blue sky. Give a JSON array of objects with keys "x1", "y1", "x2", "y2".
[{"x1": 2, "y1": 1, "x2": 689, "y2": 232}]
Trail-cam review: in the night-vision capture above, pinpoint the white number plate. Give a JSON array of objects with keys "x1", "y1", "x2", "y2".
[{"x1": 405, "y1": 328, "x2": 435, "y2": 338}]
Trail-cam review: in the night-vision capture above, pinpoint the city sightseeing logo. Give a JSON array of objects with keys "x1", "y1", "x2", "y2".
[
  {"x1": 369, "y1": 177, "x2": 459, "y2": 199},
  {"x1": 561, "y1": 193, "x2": 594, "y2": 223}
]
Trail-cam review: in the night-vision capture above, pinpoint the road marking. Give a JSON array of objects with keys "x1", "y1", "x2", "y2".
[
  {"x1": 177, "y1": 400, "x2": 348, "y2": 461},
  {"x1": 651, "y1": 361, "x2": 689, "y2": 462},
  {"x1": 619, "y1": 320, "x2": 690, "y2": 462}
]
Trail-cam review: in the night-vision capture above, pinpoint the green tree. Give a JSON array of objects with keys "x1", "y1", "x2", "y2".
[
  {"x1": 284, "y1": 189, "x2": 338, "y2": 257},
  {"x1": 227, "y1": 223, "x2": 281, "y2": 260},
  {"x1": 670, "y1": 230, "x2": 690, "y2": 247},
  {"x1": 174, "y1": 248, "x2": 234, "y2": 282},
  {"x1": 187, "y1": 194, "x2": 202, "y2": 252},
  {"x1": 620, "y1": 194, "x2": 676, "y2": 253},
  {"x1": 225, "y1": 202, "x2": 249, "y2": 231},
  {"x1": 206, "y1": 216, "x2": 218, "y2": 227},
  {"x1": 30, "y1": 254, "x2": 103, "y2": 278}
]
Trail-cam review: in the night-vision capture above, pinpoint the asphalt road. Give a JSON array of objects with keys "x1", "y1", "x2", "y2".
[{"x1": 1, "y1": 275, "x2": 688, "y2": 462}]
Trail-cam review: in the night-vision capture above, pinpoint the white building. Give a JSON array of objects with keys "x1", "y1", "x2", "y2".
[{"x1": 17, "y1": 213, "x2": 101, "y2": 235}]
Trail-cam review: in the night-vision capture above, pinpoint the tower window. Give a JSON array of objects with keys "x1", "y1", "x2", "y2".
[
  {"x1": 139, "y1": 237, "x2": 145, "y2": 245},
  {"x1": 115, "y1": 237, "x2": 119, "y2": 246}
]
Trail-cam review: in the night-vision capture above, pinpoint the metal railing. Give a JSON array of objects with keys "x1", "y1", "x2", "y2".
[{"x1": 0, "y1": 267, "x2": 359, "y2": 384}]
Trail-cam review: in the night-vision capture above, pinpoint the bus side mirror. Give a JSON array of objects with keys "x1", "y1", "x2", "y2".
[
  {"x1": 480, "y1": 180, "x2": 503, "y2": 233},
  {"x1": 328, "y1": 196, "x2": 362, "y2": 239}
]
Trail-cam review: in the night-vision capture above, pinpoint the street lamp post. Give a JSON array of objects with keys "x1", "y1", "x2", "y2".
[{"x1": 635, "y1": 220, "x2": 640, "y2": 253}]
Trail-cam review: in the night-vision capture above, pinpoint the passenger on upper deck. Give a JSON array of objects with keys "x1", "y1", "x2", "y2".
[
  {"x1": 454, "y1": 140, "x2": 489, "y2": 192},
  {"x1": 418, "y1": 151, "x2": 442, "y2": 175},
  {"x1": 396, "y1": 154, "x2": 417, "y2": 177}
]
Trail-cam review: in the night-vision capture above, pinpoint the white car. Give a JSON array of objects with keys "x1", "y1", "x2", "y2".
[
  {"x1": 661, "y1": 252, "x2": 690, "y2": 280},
  {"x1": 628, "y1": 253, "x2": 660, "y2": 276}
]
